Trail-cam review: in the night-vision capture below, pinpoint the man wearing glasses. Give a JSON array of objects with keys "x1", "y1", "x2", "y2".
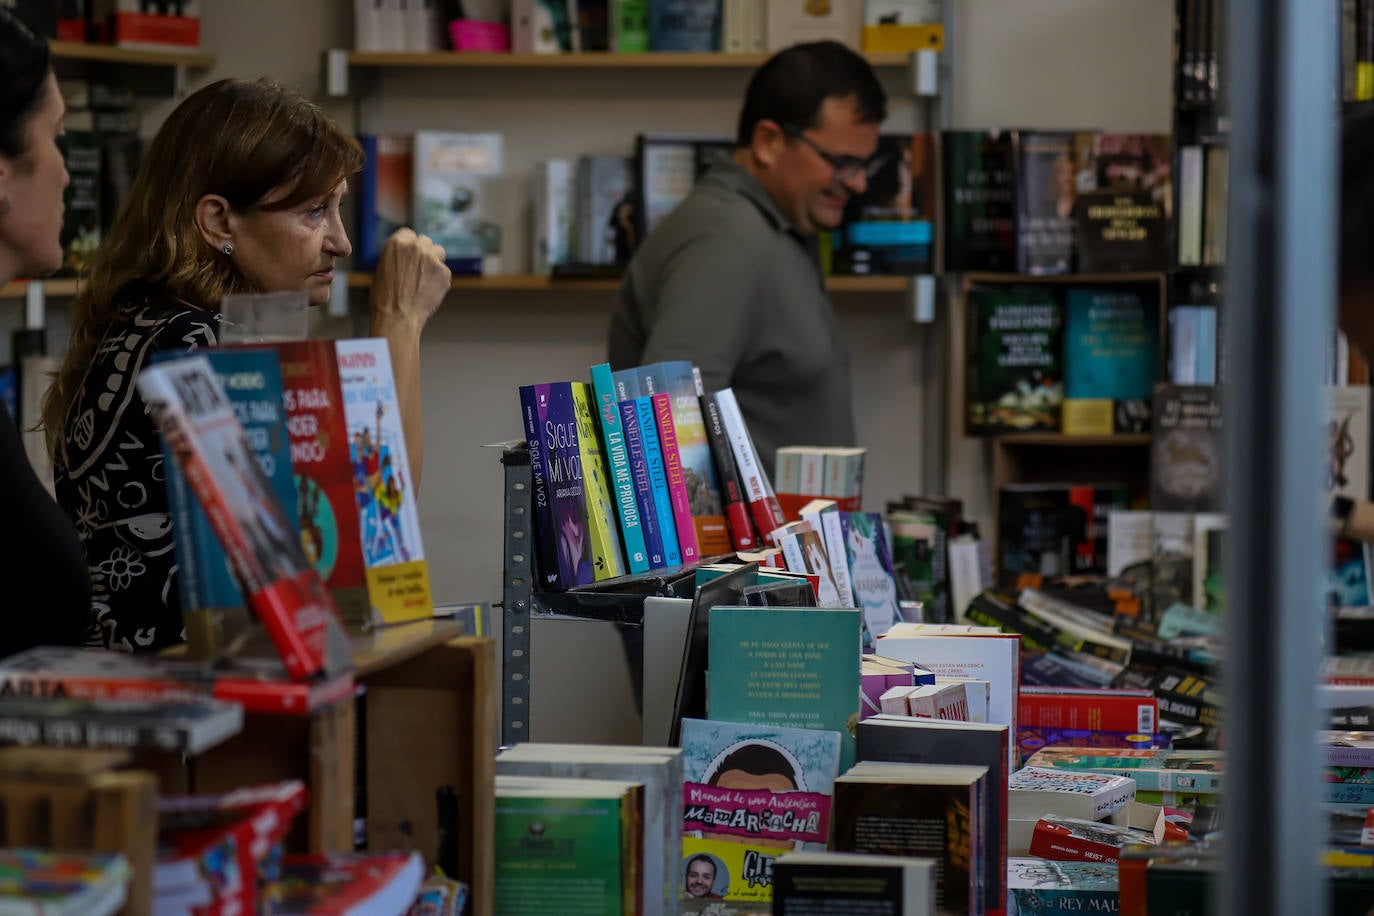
[{"x1": 608, "y1": 41, "x2": 886, "y2": 474}]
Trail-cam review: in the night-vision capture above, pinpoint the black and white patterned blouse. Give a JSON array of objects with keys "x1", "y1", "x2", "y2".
[{"x1": 54, "y1": 287, "x2": 218, "y2": 652}]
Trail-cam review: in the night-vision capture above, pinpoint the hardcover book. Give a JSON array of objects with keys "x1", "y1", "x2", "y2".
[
  {"x1": 1150, "y1": 383, "x2": 1224, "y2": 512},
  {"x1": 1062, "y1": 285, "x2": 1160, "y2": 434},
  {"x1": 772, "y1": 852, "x2": 936, "y2": 916},
  {"x1": 941, "y1": 130, "x2": 1016, "y2": 273},
  {"x1": 1014, "y1": 130, "x2": 1079, "y2": 275},
  {"x1": 856, "y1": 714, "x2": 1011, "y2": 915},
  {"x1": 356, "y1": 134, "x2": 413, "y2": 270},
  {"x1": 137, "y1": 356, "x2": 337, "y2": 680},
  {"x1": 831, "y1": 761, "x2": 987, "y2": 915},
  {"x1": 495, "y1": 775, "x2": 643, "y2": 916},
  {"x1": 965, "y1": 283, "x2": 1065, "y2": 434},
  {"x1": 412, "y1": 131, "x2": 503, "y2": 275},
  {"x1": 1070, "y1": 133, "x2": 1172, "y2": 273}
]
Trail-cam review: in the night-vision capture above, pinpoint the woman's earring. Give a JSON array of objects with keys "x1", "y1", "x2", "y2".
[{"x1": 221, "y1": 243, "x2": 234, "y2": 256}]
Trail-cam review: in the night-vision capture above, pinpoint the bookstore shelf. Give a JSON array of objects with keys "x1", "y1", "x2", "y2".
[
  {"x1": 345, "y1": 271, "x2": 911, "y2": 293},
  {"x1": 49, "y1": 39, "x2": 216, "y2": 69},
  {"x1": 341, "y1": 49, "x2": 911, "y2": 69}
]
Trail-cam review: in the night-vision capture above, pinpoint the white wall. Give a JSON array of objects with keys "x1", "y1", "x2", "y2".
[{"x1": 8, "y1": 0, "x2": 1174, "y2": 741}]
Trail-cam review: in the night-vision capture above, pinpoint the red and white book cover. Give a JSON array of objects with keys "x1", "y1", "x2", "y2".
[
  {"x1": 1028, "y1": 813, "x2": 1157, "y2": 864},
  {"x1": 137, "y1": 356, "x2": 336, "y2": 680},
  {"x1": 265, "y1": 851, "x2": 424, "y2": 916},
  {"x1": 713, "y1": 387, "x2": 787, "y2": 540}
]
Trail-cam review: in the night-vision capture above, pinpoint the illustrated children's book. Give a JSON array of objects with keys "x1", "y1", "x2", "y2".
[
  {"x1": 273, "y1": 340, "x2": 434, "y2": 628},
  {"x1": 0, "y1": 850, "x2": 130, "y2": 916},
  {"x1": 137, "y1": 355, "x2": 339, "y2": 679}
]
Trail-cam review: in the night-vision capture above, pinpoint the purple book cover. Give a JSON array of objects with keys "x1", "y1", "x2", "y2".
[
  {"x1": 519, "y1": 384, "x2": 562, "y2": 588},
  {"x1": 544, "y1": 382, "x2": 594, "y2": 587}
]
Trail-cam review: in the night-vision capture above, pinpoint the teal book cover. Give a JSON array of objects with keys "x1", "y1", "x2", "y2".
[
  {"x1": 1063, "y1": 286, "x2": 1159, "y2": 401},
  {"x1": 707, "y1": 606, "x2": 862, "y2": 770}
]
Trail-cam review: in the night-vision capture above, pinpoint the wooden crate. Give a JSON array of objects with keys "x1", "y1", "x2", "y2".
[{"x1": 0, "y1": 747, "x2": 157, "y2": 916}]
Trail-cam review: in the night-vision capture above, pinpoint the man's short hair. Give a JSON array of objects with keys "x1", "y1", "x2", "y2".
[
  {"x1": 735, "y1": 41, "x2": 887, "y2": 148},
  {"x1": 1343, "y1": 101, "x2": 1374, "y2": 292},
  {"x1": 687, "y1": 854, "x2": 716, "y2": 876}
]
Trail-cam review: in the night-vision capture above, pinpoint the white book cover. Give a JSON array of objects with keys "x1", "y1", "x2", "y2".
[
  {"x1": 404, "y1": 0, "x2": 444, "y2": 50},
  {"x1": 1008, "y1": 766, "x2": 1136, "y2": 821},
  {"x1": 1177, "y1": 145, "x2": 1204, "y2": 265},
  {"x1": 875, "y1": 627, "x2": 1020, "y2": 772},
  {"x1": 532, "y1": 159, "x2": 574, "y2": 274},
  {"x1": 935, "y1": 676, "x2": 989, "y2": 723},
  {"x1": 798, "y1": 450, "x2": 825, "y2": 496},
  {"x1": 864, "y1": 0, "x2": 941, "y2": 25},
  {"x1": 335, "y1": 339, "x2": 426, "y2": 569},
  {"x1": 905, "y1": 682, "x2": 969, "y2": 721},
  {"x1": 800, "y1": 500, "x2": 856, "y2": 607},
  {"x1": 1328, "y1": 385, "x2": 1372, "y2": 502},
  {"x1": 1107, "y1": 510, "x2": 1154, "y2": 578},
  {"x1": 413, "y1": 131, "x2": 504, "y2": 273},
  {"x1": 355, "y1": 0, "x2": 385, "y2": 49}
]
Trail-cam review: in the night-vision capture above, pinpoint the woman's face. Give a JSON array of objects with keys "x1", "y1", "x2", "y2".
[
  {"x1": 230, "y1": 179, "x2": 351, "y2": 306},
  {"x1": 0, "y1": 73, "x2": 69, "y2": 280}
]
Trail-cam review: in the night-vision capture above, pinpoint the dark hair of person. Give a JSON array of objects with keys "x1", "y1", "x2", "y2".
[
  {"x1": 706, "y1": 743, "x2": 799, "y2": 788},
  {"x1": 735, "y1": 41, "x2": 888, "y2": 148},
  {"x1": 0, "y1": 8, "x2": 52, "y2": 159},
  {"x1": 1342, "y1": 101, "x2": 1374, "y2": 292}
]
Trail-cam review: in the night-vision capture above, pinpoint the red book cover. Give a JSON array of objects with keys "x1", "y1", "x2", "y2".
[
  {"x1": 1019, "y1": 688, "x2": 1159, "y2": 734},
  {"x1": 273, "y1": 341, "x2": 369, "y2": 618},
  {"x1": 1028, "y1": 815, "x2": 1142, "y2": 864},
  {"x1": 777, "y1": 492, "x2": 862, "y2": 521},
  {"x1": 138, "y1": 356, "x2": 335, "y2": 680},
  {"x1": 713, "y1": 388, "x2": 788, "y2": 538},
  {"x1": 700, "y1": 392, "x2": 757, "y2": 551}
]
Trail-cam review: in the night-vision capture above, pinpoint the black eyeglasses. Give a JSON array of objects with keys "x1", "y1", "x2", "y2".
[{"x1": 780, "y1": 124, "x2": 886, "y2": 183}]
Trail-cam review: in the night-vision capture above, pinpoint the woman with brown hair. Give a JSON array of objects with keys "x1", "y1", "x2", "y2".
[
  {"x1": 43, "y1": 77, "x2": 451, "y2": 652},
  {"x1": 0, "y1": 8, "x2": 89, "y2": 654}
]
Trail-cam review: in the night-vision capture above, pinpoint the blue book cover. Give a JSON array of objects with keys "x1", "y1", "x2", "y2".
[
  {"x1": 518, "y1": 383, "x2": 562, "y2": 588},
  {"x1": 620, "y1": 399, "x2": 667, "y2": 569},
  {"x1": 157, "y1": 348, "x2": 300, "y2": 612},
  {"x1": 1063, "y1": 286, "x2": 1159, "y2": 401},
  {"x1": 707, "y1": 606, "x2": 862, "y2": 770},
  {"x1": 590, "y1": 363, "x2": 649, "y2": 574},
  {"x1": 355, "y1": 134, "x2": 412, "y2": 271},
  {"x1": 635, "y1": 395, "x2": 681, "y2": 567},
  {"x1": 649, "y1": 0, "x2": 720, "y2": 51}
]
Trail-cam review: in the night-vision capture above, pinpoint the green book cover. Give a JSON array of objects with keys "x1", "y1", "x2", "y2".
[
  {"x1": 495, "y1": 793, "x2": 625, "y2": 916},
  {"x1": 707, "y1": 606, "x2": 862, "y2": 770},
  {"x1": 966, "y1": 283, "x2": 1065, "y2": 435}
]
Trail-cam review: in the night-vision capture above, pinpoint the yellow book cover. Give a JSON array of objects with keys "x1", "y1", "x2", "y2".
[
  {"x1": 573, "y1": 382, "x2": 626, "y2": 580},
  {"x1": 681, "y1": 835, "x2": 792, "y2": 903}
]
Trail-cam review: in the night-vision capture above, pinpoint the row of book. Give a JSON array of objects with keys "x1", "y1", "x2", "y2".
[
  {"x1": 1175, "y1": 143, "x2": 1227, "y2": 268},
  {"x1": 518, "y1": 359, "x2": 801, "y2": 588},
  {"x1": 370, "y1": 0, "x2": 944, "y2": 56},
  {"x1": 55, "y1": 80, "x2": 142, "y2": 278}
]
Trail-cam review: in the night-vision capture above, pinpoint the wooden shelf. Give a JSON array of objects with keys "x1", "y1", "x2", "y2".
[
  {"x1": 50, "y1": 39, "x2": 215, "y2": 69},
  {"x1": 0, "y1": 279, "x2": 81, "y2": 299},
  {"x1": 347, "y1": 271, "x2": 910, "y2": 293},
  {"x1": 995, "y1": 433, "x2": 1152, "y2": 447},
  {"x1": 343, "y1": 49, "x2": 910, "y2": 69}
]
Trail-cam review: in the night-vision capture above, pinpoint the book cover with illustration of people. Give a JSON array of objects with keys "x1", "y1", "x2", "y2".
[{"x1": 336, "y1": 339, "x2": 433, "y2": 624}]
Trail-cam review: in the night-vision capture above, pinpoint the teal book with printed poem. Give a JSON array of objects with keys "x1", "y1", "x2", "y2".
[{"x1": 707, "y1": 606, "x2": 862, "y2": 770}]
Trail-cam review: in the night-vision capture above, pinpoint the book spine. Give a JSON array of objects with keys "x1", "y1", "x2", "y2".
[
  {"x1": 1177, "y1": 145, "x2": 1203, "y2": 266},
  {"x1": 572, "y1": 382, "x2": 627, "y2": 580},
  {"x1": 590, "y1": 365, "x2": 650, "y2": 573},
  {"x1": 715, "y1": 388, "x2": 787, "y2": 538},
  {"x1": 635, "y1": 396, "x2": 682, "y2": 566},
  {"x1": 163, "y1": 440, "x2": 216, "y2": 611},
  {"x1": 0, "y1": 713, "x2": 199, "y2": 753},
  {"x1": 774, "y1": 447, "x2": 802, "y2": 494},
  {"x1": 818, "y1": 509, "x2": 856, "y2": 607},
  {"x1": 652, "y1": 392, "x2": 699, "y2": 564},
  {"x1": 798, "y1": 450, "x2": 825, "y2": 497},
  {"x1": 659, "y1": 362, "x2": 730, "y2": 555},
  {"x1": 701, "y1": 392, "x2": 757, "y2": 551},
  {"x1": 519, "y1": 385, "x2": 564, "y2": 587},
  {"x1": 620, "y1": 399, "x2": 667, "y2": 568},
  {"x1": 1028, "y1": 822, "x2": 1120, "y2": 864},
  {"x1": 357, "y1": 135, "x2": 381, "y2": 268}
]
